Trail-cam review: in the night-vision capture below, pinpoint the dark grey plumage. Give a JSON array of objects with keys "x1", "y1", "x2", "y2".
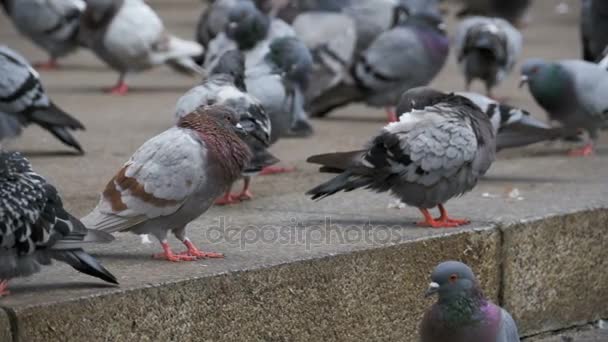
[
  {"x1": 456, "y1": 0, "x2": 531, "y2": 26},
  {"x1": 0, "y1": 151, "x2": 117, "y2": 288},
  {"x1": 307, "y1": 87, "x2": 495, "y2": 227},
  {"x1": 455, "y1": 16, "x2": 522, "y2": 98},
  {"x1": 581, "y1": 0, "x2": 608, "y2": 62},
  {"x1": 0, "y1": 46, "x2": 85, "y2": 152}
]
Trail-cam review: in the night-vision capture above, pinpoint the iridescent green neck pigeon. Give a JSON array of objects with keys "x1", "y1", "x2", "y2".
[
  {"x1": 420, "y1": 261, "x2": 520, "y2": 342},
  {"x1": 520, "y1": 58, "x2": 608, "y2": 156}
]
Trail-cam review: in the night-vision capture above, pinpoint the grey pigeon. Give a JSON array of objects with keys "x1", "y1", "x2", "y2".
[
  {"x1": 0, "y1": 46, "x2": 85, "y2": 153},
  {"x1": 81, "y1": 105, "x2": 252, "y2": 261},
  {"x1": 520, "y1": 59, "x2": 608, "y2": 156},
  {"x1": 195, "y1": 0, "x2": 247, "y2": 53},
  {"x1": 0, "y1": 151, "x2": 117, "y2": 296},
  {"x1": 455, "y1": 16, "x2": 522, "y2": 98},
  {"x1": 307, "y1": 87, "x2": 495, "y2": 228},
  {"x1": 456, "y1": 0, "x2": 531, "y2": 26},
  {"x1": 245, "y1": 36, "x2": 314, "y2": 146},
  {"x1": 175, "y1": 50, "x2": 277, "y2": 205},
  {"x1": 79, "y1": 0, "x2": 204, "y2": 95},
  {"x1": 0, "y1": 0, "x2": 85, "y2": 69},
  {"x1": 456, "y1": 92, "x2": 568, "y2": 151},
  {"x1": 420, "y1": 261, "x2": 520, "y2": 342},
  {"x1": 309, "y1": 8, "x2": 450, "y2": 120},
  {"x1": 580, "y1": 0, "x2": 608, "y2": 62}
]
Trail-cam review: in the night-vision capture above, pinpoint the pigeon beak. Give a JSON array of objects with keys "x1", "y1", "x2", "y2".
[
  {"x1": 518, "y1": 75, "x2": 529, "y2": 88},
  {"x1": 425, "y1": 282, "x2": 440, "y2": 297},
  {"x1": 228, "y1": 22, "x2": 238, "y2": 30},
  {"x1": 235, "y1": 123, "x2": 248, "y2": 136}
]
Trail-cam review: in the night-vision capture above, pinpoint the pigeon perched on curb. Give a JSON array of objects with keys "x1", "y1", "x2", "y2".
[
  {"x1": 175, "y1": 50, "x2": 277, "y2": 205},
  {"x1": 307, "y1": 87, "x2": 495, "y2": 228},
  {"x1": 0, "y1": 0, "x2": 85, "y2": 70},
  {"x1": 79, "y1": 0, "x2": 204, "y2": 95},
  {"x1": 308, "y1": 7, "x2": 449, "y2": 120},
  {"x1": 0, "y1": 46, "x2": 85, "y2": 153},
  {"x1": 455, "y1": 16, "x2": 522, "y2": 99},
  {"x1": 456, "y1": 0, "x2": 531, "y2": 27},
  {"x1": 420, "y1": 261, "x2": 520, "y2": 342},
  {"x1": 0, "y1": 151, "x2": 117, "y2": 296},
  {"x1": 580, "y1": 0, "x2": 608, "y2": 62},
  {"x1": 520, "y1": 58, "x2": 608, "y2": 156},
  {"x1": 81, "y1": 105, "x2": 252, "y2": 261}
]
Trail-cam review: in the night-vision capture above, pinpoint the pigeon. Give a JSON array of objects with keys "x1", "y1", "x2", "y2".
[
  {"x1": 79, "y1": 0, "x2": 204, "y2": 95},
  {"x1": 420, "y1": 261, "x2": 520, "y2": 342},
  {"x1": 195, "y1": 0, "x2": 246, "y2": 53},
  {"x1": 456, "y1": 92, "x2": 568, "y2": 151},
  {"x1": 307, "y1": 87, "x2": 495, "y2": 228},
  {"x1": 175, "y1": 50, "x2": 277, "y2": 205},
  {"x1": 0, "y1": 151, "x2": 117, "y2": 296},
  {"x1": 454, "y1": 16, "x2": 522, "y2": 99},
  {"x1": 203, "y1": 0, "x2": 297, "y2": 71},
  {"x1": 0, "y1": 0, "x2": 85, "y2": 69},
  {"x1": 308, "y1": 7, "x2": 450, "y2": 120},
  {"x1": 520, "y1": 59, "x2": 608, "y2": 156},
  {"x1": 245, "y1": 36, "x2": 314, "y2": 150},
  {"x1": 0, "y1": 46, "x2": 85, "y2": 153},
  {"x1": 456, "y1": 0, "x2": 531, "y2": 27},
  {"x1": 81, "y1": 105, "x2": 252, "y2": 261},
  {"x1": 580, "y1": 0, "x2": 608, "y2": 62}
]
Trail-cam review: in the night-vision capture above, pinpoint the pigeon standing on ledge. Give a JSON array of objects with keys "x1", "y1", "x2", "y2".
[
  {"x1": 0, "y1": 0, "x2": 85, "y2": 69},
  {"x1": 0, "y1": 151, "x2": 117, "y2": 296},
  {"x1": 420, "y1": 261, "x2": 520, "y2": 342},
  {"x1": 82, "y1": 105, "x2": 252, "y2": 261},
  {"x1": 0, "y1": 46, "x2": 85, "y2": 153},
  {"x1": 307, "y1": 87, "x2": 495, "y2": 228},
  {"x1": 79, "y1": 0, "x2": 204, "y2": 95}
]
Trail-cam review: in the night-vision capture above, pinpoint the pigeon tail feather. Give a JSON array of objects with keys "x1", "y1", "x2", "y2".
[{"x1": 50, "y1": 249, "x2": 118, "y2": 284}]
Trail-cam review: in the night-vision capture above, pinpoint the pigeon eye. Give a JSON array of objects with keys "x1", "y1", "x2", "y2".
[{"x1": 449, "y1": 274, "x2": 458, "y2": 282}]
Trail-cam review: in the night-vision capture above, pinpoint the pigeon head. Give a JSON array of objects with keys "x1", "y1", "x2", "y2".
[
  {"x1": 226, "y1": 1, "x2": 270, "y2": 50},
  {"x1": 267, "y1": 37, "x2": 313, "y2": 89},
  {"x1": 425, "y1": 261, "x2": 482, "y2": 302},
  {"x1": 179, "y1": 105, "x2": 246, "y2": 137},
  {"x1": 466, "y1": 24, "x2": 507, "y2": 62},
  {"x1": 396, "y1": 87, "x2": 447, "y2": 115},
  {"x1": 520, "y1": 59, "x2": 571, "y2": 98},
  {"x1": 211, "y1": 50, "x2": 247, "y2": 91}
]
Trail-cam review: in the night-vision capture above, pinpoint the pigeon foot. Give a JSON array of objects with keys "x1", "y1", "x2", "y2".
[
  {"x1": 153, "y1": 242, "x2": 198, "y2": 262},
  {"x1": 260, "y1": 166, "x2": 295, "y2": 175},
  {"x1": 34, "y1": 59, "x2": 59, "y2": 70},
  {"x1": 215, "y1": 192, "x2": 240, "y2": 205},
  {"x1": 107, "y1": 82, "x2": 129, "y2": 95},
  {"x1": 568, "y1": 143, "x2": 594, "y2": 157},
  {"x1": 0, "y1": 280, "x2": 9, "y2": 297},
  {"x1": 417, "y1": 207, "x2": 469, "y2": 228},
  {"x1": 236, "y1": 189, "x2": 253, "y2": 201},
  {"x1": 179, "y1": 239, "x2": 224, "y2": 259},
  {"x1": 386, "y1": 107, "x2": 398, "y2": 123}
]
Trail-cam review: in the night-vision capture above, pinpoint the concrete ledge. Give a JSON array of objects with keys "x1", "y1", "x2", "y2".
[
  {"x1": 11, "y1": 230, "x2": 499, "y2": 342},
  {"x1": 0, "y1": 308, "x2": 13, "y2": 342},
  {"x1": 502, "y1": 209, "x2": 608, "y2": 336}
]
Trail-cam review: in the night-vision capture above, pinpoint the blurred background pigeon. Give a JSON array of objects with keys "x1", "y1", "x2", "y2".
[
  {"x1": 0, "y1": 151, "x2": 117, "y2": 296},
  {"x1": 0, "y1": 0, "x2": 85, "y2": 70},
  {"x1": 79, "y1": 0, "x2": 204, "y2": 95},
  {"x1": 455, "y1": 0, "x2": 531, "y2": 27},
  {"x1": 420, "y1": 261, "x2": 520, "y2": 342},
  {"x1": 520, "y1": 58, "x2": 608, "y2": 156},
  {"x1": 0, "y1": 46, "x2": 85, "y2": 153},
  {"x1": 580, "y1": 0, "x2": 608, "y2": 62},
  {"x1": 455, "y1": 16, "x2": 522, "y2": 99}
]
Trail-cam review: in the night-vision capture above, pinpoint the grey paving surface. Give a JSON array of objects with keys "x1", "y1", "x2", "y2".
[
  {"x1": 526, "y1": 326, "x2": 608, "y2": 342},
  {"x1": 0, "y1": 0, "x2": 606, "y2": 340}
]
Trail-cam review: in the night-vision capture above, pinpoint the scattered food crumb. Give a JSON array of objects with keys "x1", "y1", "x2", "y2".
[
  {"x1": 506, "y1": 188, "x2": 525, "y2": 201},
  {"x1": 140, "y1": 234, "x2": 152, "y2": 244},
  {"x1": 482, "y1": 192, "x2": 498, "y2": 198},
  {"x1": 387, "y1": 199, "x2": 406, "y2": 209}
]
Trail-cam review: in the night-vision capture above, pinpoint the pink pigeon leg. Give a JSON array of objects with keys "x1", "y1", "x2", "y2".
[
  {"x1": 260, "y1": 165, "x2": 295, "y2": 175},
  {"x1": 34, "y1": 58, "x2": 59, "y2": 70},
  {"x1": 179, "y1": 238, "x2": 224, "y2": 259},
  {"x1": 386, "y1": 107, "x2": 398, "y2": 123},
  {"x1": 0, "y1": 280, "x2": 9, "y2": 297},
  {"x1": 235, "y1": 177, "x2": 253, "y2": 201},
  {"x1": 106, "y1": 74, "x2": 129, "y2": 95},
  {"x1": 153, "y1": 241, "x2": 198, "y2": 262},
  {"x1": 568, "y1": 143, "x2": 594, "y2": 157}
]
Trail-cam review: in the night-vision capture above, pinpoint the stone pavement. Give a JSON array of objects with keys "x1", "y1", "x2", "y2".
[{"x1": 0, "y1": 0, "x2": 606, "y2": 341}]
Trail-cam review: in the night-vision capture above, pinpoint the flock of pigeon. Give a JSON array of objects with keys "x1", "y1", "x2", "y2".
[{"x1": 0, "y1": 0, "x2": 607, "y2": 340}]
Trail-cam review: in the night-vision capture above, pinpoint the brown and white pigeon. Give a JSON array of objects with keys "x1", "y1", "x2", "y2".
[
  {"x1": 79, "y1": 0, "x2": 204, "y2": 95},
  {"x1": 81, "y1": 105, "x2": 251, "y2": 261},
  {"x1": 0, "y1": 151, "x2": 117, "y2": 296},
  {"x1": 307, "y1": 87, "x2": 495, "y2": 228}
]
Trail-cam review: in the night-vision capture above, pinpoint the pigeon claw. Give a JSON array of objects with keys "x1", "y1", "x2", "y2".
[
  {"x1": 153, "y1": 252, "x2": 198, "y2": 262},
  {"x1": 181, "y1": 239, "x2": 224, "y2": 259},
  {"x1": 236, "y1": 189, "x2": 253, "y2": 201},
  {"x1": 34, "y1": 59, "x2": 59, "y2": 71},
  {"x1": 568, "y1": 143, "x2": 594, "y2": 157},
  {"x1": 0, "y1": 280, "x2": 10, "y2": 297},
  {"x1": 107, "y1": 82, "x2": 129, "y2": 95},
  {"x1": 417, "y1": 206, "x2": 470, "y2": 228},
  {"x1": 215, "y1": 192, "x2": 240, "y2": 205},
  {"x1": 260, "y1": 166, "x2": 295, "y2": 175}
]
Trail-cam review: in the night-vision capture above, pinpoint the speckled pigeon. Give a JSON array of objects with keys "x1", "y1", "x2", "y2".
[
  {"x1": 581, "y1": 0, "x2": 608, "y2": 62},
  {"x1": 456, "y1": 0, "x2": 531, "y2": 27},
  {"x1": 420, "y1": 261, "x2": 520, "y2": 342},
  {"x1": 0, "y1": 151, "x2": 117, "y2": 296},
  {"x1": 0, "y1": 0, "x2": 85, "y2": 69},
  {"x1": 307, "y1": 87, "x2": 495, "y2": 228},
  {"x1": 175, "y1": 50, "x2": 277, "y2": 205},
  {"x1": 0, "y1": 45, "x2": 85, "y2": 152},
  {"x1": 520, "y1": 58, "x2": 608, "y2": 156},
  {"x1": 308, "y1": 7, "x2": 449, "y2": 120},
  {"x1": 79, "y1": 0, "x2": 204, "y2": 95},
  {"x1": 455, "y1": 16, "x2": 522, "y2": 99},
  {"x1": 81, "y1": 105, "x2": 252, "y2": 261}
]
